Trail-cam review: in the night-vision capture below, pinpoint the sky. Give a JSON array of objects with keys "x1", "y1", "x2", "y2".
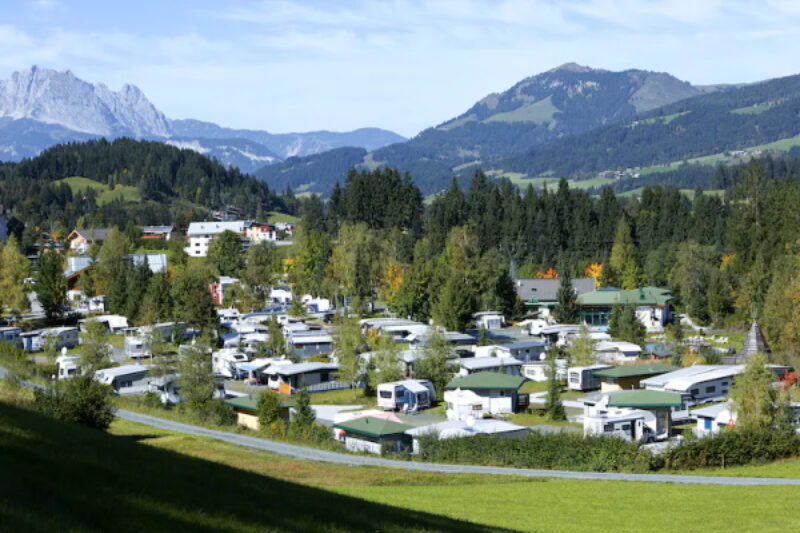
[{"x1": 1, "y1": 0, "x2": 800, "y2": 137}]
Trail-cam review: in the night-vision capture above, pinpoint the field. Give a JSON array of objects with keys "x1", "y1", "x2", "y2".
[
  {"x1": 487, "y1": 171, "x2": 616, "y2": 191},
  {"x1": 55, "y1": 176, "x2": 141, "y2": 205},
  {"x1": 267, "y1": 211, "x2": 300, "y2": 224}
]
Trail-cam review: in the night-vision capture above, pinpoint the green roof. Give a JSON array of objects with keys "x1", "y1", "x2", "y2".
[
  {"x1": 577, "y1": 286, "x2": 672, "y2": 307},
  {"x1": 607, "y1": 390, "x2": 683, "y2": 409},
  {"x1": 224, "y1": 395, "x2": 292, "y2": 412},
  {"x1": 445, "y1": 372, "x2": 525, "y2": 391},
  {"x1": 333, "y1": 416, "x2": 413, "y2": 438},
  {"x1": 593, "y1": 363, "x2": 679, "y2": 379}
]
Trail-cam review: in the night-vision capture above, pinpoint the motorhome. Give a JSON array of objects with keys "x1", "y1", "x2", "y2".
[
  {"x1": 94, "y1": 364, "x2": 150, "y2": 394},
  {"x1": 377, "y1": 379, "x2": 435, "y2": 412},
  {"x1": 124, "y1": 335, "x2": 151, "y2": 359},
  {"x1": 56, "y1": 355, "x2": 81, "y2": 380},
  {"x1": 583, "y1": 408, "x2": 659, "y2": 442},
  {"x1": 21, "y1": 327, "x2": 79, "y2": 352},
  {"x1": 473, "y1": 312, "x2": 505, "y2": 330},
  {"x1": 212, "y1": 349, "x2": 250, "y2": 379},
  {"x1": 567, "y1": 364, "x2": 613, "y2": 391}
]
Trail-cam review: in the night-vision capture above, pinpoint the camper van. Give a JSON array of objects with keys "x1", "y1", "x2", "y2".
[
  {"x1": 212, "y1": 349, "x2": 250, "y2": 379},
  {"x1": 377, "y1": 380, "x2": 435, "y2": 412},
  {"x1": 567, "y1": 364, "x2": 613, "y2": 391},
  {"x1": 583, "y1": 408, "x2": 658, "y2": 442},
  {"x1": 56, "y1": 355, "x2": 81, "y2": 380},
  {"x1": 94, "y1": 364, "x2": 150, "y2": 394},
  {"x1": 125, "y1": 335, "x2": 151, "y2": 359}
]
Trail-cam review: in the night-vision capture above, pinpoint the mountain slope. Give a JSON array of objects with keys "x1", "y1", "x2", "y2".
[{"x1": 255, "y1": 146, "x2": 368, "y2": 193}]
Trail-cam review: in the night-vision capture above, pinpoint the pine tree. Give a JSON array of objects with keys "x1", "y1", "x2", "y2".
[
  {"x1": 292, "y1": 387, "x2": 316, "y2": 428},
  {"x1": 35, "y1": 249, "x2": 67, "y2": 323},
  {"x1": 553, "y1": 273, "x2": 579, "y2": 323},
  {"x1": 544, "y1": 355, "x2": 566, "y2": 421},
  {"x1": 608, "y1": 217, "x2": 640, "y2": 289},
  {"x1": 256, "y1": 390, "x2": 285, "y2": 432},
  {"x1": 208, "y1": 230, "x2": 245, "y2": 277},
  {"x1": 176, "y1": 337, "x2": 215, "y2": 415},
  {"x1": 729, "y1": 352, "x2": 776, "y2": 431},
  {"x1": 608, "y1": 305, "x2": 645, "y2": 346}
]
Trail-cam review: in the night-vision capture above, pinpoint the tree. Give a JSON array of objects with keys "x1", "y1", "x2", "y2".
[
  {"x1": 328, "y1": 222, "x2": 385, "y2": 308},
  {"x1": 431, "y1": 277, "x2": 476, "y2": 331},
  {"x1": 256, "y1": 389, "x2": 285, "y2": 433},
  {"x1": 367, "y1": 332, "x2": 403, "y2": 392},
  {"x1": 334, "y1": 316, "x2": 365, "y2": 398},
  {"x1": 35, "y1": 249, "x2": 67, "y2": 323},
  {"x1": 608, "y1": 217, "x2": 640, "y2": 289},
  {"x1": 553, "y1": 273, "x2": 579, "y2": 324},
  {"x1": 78, "y1": 320, "x2": 112, "y2": 373},
  {"x1": 729, "y1": 352, "x2": 777, "y2": 431},
  {"x1": 33, "y1": 374, "x2": 116, "y2": 430},
  {"x1": 208, "y1": 230, "x2": 245, "y2": 276},
  {"x1": 94, "y1": 227, "x2": 131, "y2": 295},
  {"x1": 0, "y1": 341, "x2": 32, "y2": 387},
  {"x1": 292, "y1": 387, "x2": 316, "y2": 429},
  {"x1": 568, "y1": 323, "x2": 595, "y2": 366},
  {"x1": 241, "y1": 241, "x2": 278, "y2": 298},
  {"x1": 171, "y1": 263, "x2": 217, "y2": 331},
  {"x1": 414, "y1": 329, "x2": 454, "y2": 401},
  {"x1": 608, "y1": 305, "x2": 646, "y2": 346},
  {"x1": 138, "y1": 273, "x2": 173, "y2": 325},
  {"x1": 266, "y1": 316, "x2": 287, "y2": 357},
  {"x1": 288, "y1": 229, "x2": 331, "y2": 298},
  {"x1": 0, "y1": 236, "x2": 30, "y2": 315},
  {"x1": 544, "y1": 354, "x2": 566, "y2": 421},
  {"x1": 176, "y1": 338, "x2": 216, "y2": 415}
]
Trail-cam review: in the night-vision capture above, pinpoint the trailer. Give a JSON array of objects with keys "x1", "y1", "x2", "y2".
[
  {"x1": 567, "y1": 364, "x2": 613, "y2": 391},
  {"x1": 212, "y1": 349, "x2": 250, "y2": 379},
  {"x1": 377, "y1": 379, "x2": 435, "y2": 412}
]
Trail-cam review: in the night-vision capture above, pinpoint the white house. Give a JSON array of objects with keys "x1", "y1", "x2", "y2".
[
  {"x1": 474, "y1": 340, "x2": 547, "y2": 363},
  {"x1": 377, "y1": 379, "x2": 435, "y2": 412},
  {"x1": 594, "y1": 341, "x2": 642, "y2": 363},
  {"x1": 405, "y1": 419, "x2": 529, "y2": 454},
  {"x1": 184, "y1": 221, "x2": 250, "y2": 258},
  {"x1": 444, "y1": 372, "x2": 527, "y2": 420}
]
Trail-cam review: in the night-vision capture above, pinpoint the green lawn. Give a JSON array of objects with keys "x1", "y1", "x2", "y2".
[
  {"x1": 54, "y1": 176, "x2": 141, "y2": 205},
  {"x1": 520, "y1": 380, "x2": 548, "y2": 394},
  {"x1": 307, "y1": 387, "x2": 373, "y2": 406},
  {"x1": 267, "y1": 211, "x2": 300, "y2": 224}
]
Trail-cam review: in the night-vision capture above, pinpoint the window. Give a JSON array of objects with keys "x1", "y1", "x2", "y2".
[
  {"x1": 621, "y1": 424, "x2": 631, "y2": 431},
  {"x1": 379, "y1": 391, "x2": 392, "y2": 399},
  {"x1": 604, "y1": 423, "x2": 614, "y2": 432},
  {"x1": 705, "y1": 386, "x2": 716, "y2": 394},
  {"x1": 691, "y1": 388, "x2": 699, "y2": 396},
  {"x1": 722, "y1": 381, "x2": 729, "y2": 386}
]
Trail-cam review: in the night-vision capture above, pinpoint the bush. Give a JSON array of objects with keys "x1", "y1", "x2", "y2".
[
  {"x1": 287, "y1": 422, "x2": 332, "y2": 445},
  {"x1": 140, "y1": 391, "x2": 164, "y2": 410},
  {"x1": 663, "y1": 427, "x2": 800, "y2": 470},
  {"x1": 33, "y1": 375, "x2": 116, "y2": 430},
  {"x1": 200, "y1": 400, "x2": 236, "y2": 427}
]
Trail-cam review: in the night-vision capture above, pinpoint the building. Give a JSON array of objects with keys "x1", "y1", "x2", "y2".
[
  {"x1": 577, "y1": 286, "x2": 672, "y2": 331},
  {"x1": 93, "y1": 364, "x2": 150, "y2": 394},
  {"x1": 456, "y1": 356, "x2": 523, "y2": 376},
  {"x1": 265, "y1": 362, "x2": 340, "y2": 394},
  {"x1": 640, "y1": 364, "x2": 745, "y2": 415},
  {"x1": 333, "y1": 416, "x2": 413, "y2": 454},
  {"x1": 473, "y1": 312, "x2": 505, "y2": 330},
  {"x1": 377, "y1": 379, "x2": 435, "y2": 412},
  {"x1": 581, "y1": 389, "x2": 683, "y2": 441},
  {"x1": 140, "y1": 225, "x2": 176, "y2": 241},
  {"x1": 0, "y1": 327, "x2": 22, "y2": 347},
  {"x1": 567, "y1": 364, "x2": 613, "y2": 391},
  {"x1": 444, "y1": 372, "x2": 527, "y2": 420},
  {"x1": 67, "y1": 228, "x2": 112, "y2": 254},
  {"x1": 475, "y1": 340, "x2": 547, "y2": 363},
  {"x1": 224, "y1": 395, "x2": 291, "y2": 430},
  {"x1": 287, "y1": 331, "x2": 334, "y2": 358},
  {"x1": 208, "y1": 276, "x2": 240, "y2": 305},
  {"x1": 405, "y1": 419, "x2": 529, "y2": 454},
  {"x1": 65, "y1": 254, "x2": 167, "y2": 289},
  {"x1": 515, "y1": 277, "x2": 596, "y2": 318},
  {"x1": 593, "y1": 363, "x2": 679, "y2": 392},
  {"x1": 245, "y1": 223, "x2": 277, "y2": 244},
  {"x1": 522, "y1": 359, "x2": 567, "y2": 382},
  {"x1": 21, "y1": 327, "x2": 79, "y2": 352},
  {"x1": 593, "y1": 340, "x2": 643, "y2": 364},
  {"x1": 185, "y1": 221, "x2": 250, "y2": 258}
]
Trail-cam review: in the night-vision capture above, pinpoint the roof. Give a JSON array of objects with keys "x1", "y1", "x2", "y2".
[
  {"x1": 459, "y1": 356, "x2": 523, "y2": 371},
  {"x1": 70, "y1": 228, "x2": 112, "y2": 241},
  {"x1": 186, "y1": 221, "x2": 249, "y2": 236},
  {"x1": 446, "y1": 371, "x2": 525, "y2": 391},
  {"x1": 577, "y1": 286, "x2": 672, "y2": 307},
  {"x1": 64, "y1": 256, "x2": 94, "y2": 278},
  {"x1": 379, "y1": 379, "x2": 430, "y2": 394},
  {"x1": 593, "y1": 363, "x2": 678, "y2": 379},
  {"x1": 644, "y1": 342, "x2": 674, "y2": 357},
  {"x1": 265, "y1": 362, "x2": 338, "y2": 377},
  {"x1": 640, "y1": 364, "x2": 744, "y2": 392},
  {"x1": 129, "y1": 253, "x2": 168, "y2": 274},
  {"x1": 497, "y1": 340, "x2": 547, "y2": 351},
  {"x1": 94, "y1": 364, "x2": 148, "y2": 380},
  {"x1": 224, "y1": 395, "x2": 291, "y2": 412},
  {"x1": 141, "y1": 225, "x2": 174, "y2": 235},
  {"x1": 691, "y1": 402, "x2": 731, "y2": 419},
  {"x1": 405, "y1": 419, "x2": 528, "y2": 437},
  {"x1": 595, "y1": 341, "x2": 642, "y2": 353},
  {"x1": 607, "y1": 390, "x2": 683, "y2": 409},
  {"x1": 333, "y1": 416, "x2": 413, "y2": 438},
  {"x1": 515, "y1": 278, "x2": 596, "y2": 303},
  {"x1": 739, "y1": 321, "x2": 771, "y2": 359}
]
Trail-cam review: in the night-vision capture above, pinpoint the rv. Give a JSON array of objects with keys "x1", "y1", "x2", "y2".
[
  {"x1": 583, "y1": 408, "x2": 658, "y2": 442},
  {"x1": 94, "y1": 364, "x2": 150, "y2": 394},
  {"x1": 473, "y1": 312, "x2": 505, "y2": 330},
  {"x1": 567, "y1": 364, "x2": 613, "y2": 391},
  {"x1": 56, "y1": 355, "x2": 82, "y2": 380},
  {"x1": 124, "y1": 335, "x2": 151, "y2": 359},
  {"x1": 377, "y1": 379, "x2": 435, "y2": 412},
  {"x1": 0, "y1": 327, "x2": 22, "y2": 347},
  {"x1": 212, "y1": 349, "x2": 250, "y2": 379}
]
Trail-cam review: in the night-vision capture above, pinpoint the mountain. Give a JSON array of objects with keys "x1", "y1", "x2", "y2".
[
  {"x1": 170, "y1": 119, "x2": 405, "y2": 159},
  {"x1": 255, "y1": 147, "x2": 368, "y2": 192},
  {"x1": 264, "y1": 63, "x2": 728, "y2": 195},
  {"x1": 0, "y1": 67, "x2": 404, "y2": 168}
]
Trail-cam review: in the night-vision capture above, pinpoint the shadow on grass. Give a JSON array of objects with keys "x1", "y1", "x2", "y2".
[{"x1": 0, "y1": 402, "x2": 520, "y2": 532}]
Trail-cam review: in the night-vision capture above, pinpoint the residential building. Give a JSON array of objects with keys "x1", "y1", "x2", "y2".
[
  {"x1": 577, "y1": 286, "x2": 673, "y2": 331},
  {"x1": 67, "y1": 228, "x2": 112, "y2": 254},
  {"x1": 405, "y1": 419, "x2": 529, "y2": 454},
  {"x1": 593, "y1": 363, "x2": 679, "y2": 391},
  {"x1": 140, "y1": 225, "x2": 176, "y2": 241},
  {"x1": 208, "y1": 276, "x2": 240, "y2": 305},
  {"x1": 444, "y1": 372, "x2": 527, "y2": 420},
  {"x1": 515, "y1": 277, "x2": 596, "y2": 318},
  {"x1": 265, "y1": 362, "x2": 340, "y2": 394},
  {"x1": 184, "y1": 221, "x2": 250, "y2": 258},
  {"x1": 333, "y1": 416, "x2": 413, "y2": 454},
  {"x1": 245, "y1": 223, "x2": 277, "y2": 244}
]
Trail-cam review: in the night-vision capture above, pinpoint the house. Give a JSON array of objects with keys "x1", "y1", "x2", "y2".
[
  {"x1": 405, "y1": 419, "x2": 529, "y2": 454},
  {"x1": 577, "y1": 286, "x2": 673, "y2": 331},
  {"x1": 515, "y1": 277, "x2": 596, "y2": 318},
  {"x1": 594, "y1": 340, "x2": 643, "y2": 364},
  {"x1": 265, "y1": 362, "x2": 340, "y2": 394},
  {"x1": 209, "y1": 276, "x2": 241, "y2": 305},
  {"x1": 456, "y1": 356, "x2": 522, "y2": 376},
  {"x1": 475, "y1": 340, "x2": 547, "y2": 363},
  {"x1": 377, "y1": 379, "x2": 435, "y2": 412},
  {"x1": 333, "y1": 416, "x2": 413, "y2": 454},
  {"x1": 67, "y1": 228, "x2": 112, "y2": 254},
  {"x1": 581, "y1": 389, "x2": 683, "y2": 441},
  {"x1": 224, "y1": 395, "x2": 292, "y2": 430},
  {"x1": 567, "y1": 364, "x2": 613, "y2": 391},
  {"x1": 184, "y1": 221, "x2": 250, "y2": 258},
  {"x1": 94, "y1": 364, "x2": 150, "y2": 394},
  {"x1": 444, "y1": 372, "x2": 527, "y2": 420},
  {"x1": 593, "y1": 363, "x2": 679, "y2": 391},
  {"x1": 244, "y1": 223, "x2": 277, "y2": 244},
  {"x1": 473, "y1": 311, "x2": 505, "y2": 330},
  {"x1": 0, "y1": 327, "x2": 22, "y2": 347},
  {"x1": 287, "y1": 331, "x2": 334, "y2": 358},
  {"x1": 140, "y1": 225, "x2": 175, "y2": 241}
]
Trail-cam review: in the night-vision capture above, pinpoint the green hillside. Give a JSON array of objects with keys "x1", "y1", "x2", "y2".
[
  {"x1": 0, "y1": 401, "x2": 499, "y2": 533},
  {"x1": 55, "y1": 176, "x2": 142, "y2": 205}
]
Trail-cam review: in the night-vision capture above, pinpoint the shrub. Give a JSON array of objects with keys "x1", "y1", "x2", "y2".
[
  {"x1": 33, "y1": 375, "x2": 116, "y2": 430},
  {"x1": 663, "y1": 427, "x2": 800, "y2": 470}
]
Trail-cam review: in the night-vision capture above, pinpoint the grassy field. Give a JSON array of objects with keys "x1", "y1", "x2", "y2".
[
  {"x1": 55, "y1": 176, "x2": 141, "y2": 205},
  {"x1": 267, "y1": 211, "x2": 300, "y2": 224}
]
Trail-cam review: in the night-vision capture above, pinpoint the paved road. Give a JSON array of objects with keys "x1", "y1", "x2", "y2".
[{"x1": 116, "y1": 409, "x2": 800, "y2": 486}]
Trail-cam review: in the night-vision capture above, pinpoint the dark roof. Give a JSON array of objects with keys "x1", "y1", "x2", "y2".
[
  {"x1": 72, "y1": 228, "x2": 112, "y2": 241},
  {"x1": 333, "y1": 416, "x2": 412, "y2": 438},
  {"x1": 515, "y1": 278, "x2": 596, "y2": 303},
  {"x1": 593, "y1": 363, "x2": 679, "y2": 379},
  {"x1": 446, "y1": 372, "x2": 525, "y2": 391}
]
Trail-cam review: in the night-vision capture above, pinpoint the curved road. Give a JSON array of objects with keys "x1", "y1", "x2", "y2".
[{"x1": 117, "y1": 409, "x2": 800, "y2": 486}]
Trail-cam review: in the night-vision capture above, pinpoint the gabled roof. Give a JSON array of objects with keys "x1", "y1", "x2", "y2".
[
  {"x1": 593, "y1": 363, "x2": 679, "y2": 379},
  {"x1": 186, "y1": 221, "x2": 249, "y2": 236},
  {"x1": 739, "y1": 321, "x2": 770, "y2": 359},
  {"x1": 333, "y1": 416, "x2": 413, "y2": 438},
  {"x1": 69, "y1": 228, "x2": 112, "y2": 242},
  {"x1": 515, "y1": 278, "x2": 596, "y2": 303},
  {"x1": 446, "y1": 371, "x2": 525, "y2": 391},
  {"x1": 577, "y1": 286, "x2": 672, "y2": 307},
  {"x1": 607, "y1": 390, "x2": 683, "y2": 409}
]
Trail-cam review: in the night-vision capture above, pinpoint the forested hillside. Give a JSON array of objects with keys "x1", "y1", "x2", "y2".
[{"x1": 0, "y1": 138, "x2": 288, "y2": 234}]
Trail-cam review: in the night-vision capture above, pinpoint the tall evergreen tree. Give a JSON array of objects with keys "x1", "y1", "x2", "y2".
[
  {"x1": 553, "y1": 272, "x2": 579, "y2": 324},
  {"x1": 35, "y1": 249, "x2": 67, "y2": 323}
]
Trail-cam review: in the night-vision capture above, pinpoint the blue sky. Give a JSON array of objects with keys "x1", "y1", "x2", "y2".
[{"x1": 2, "y1": 0, "x2": 800, "y2": 137}]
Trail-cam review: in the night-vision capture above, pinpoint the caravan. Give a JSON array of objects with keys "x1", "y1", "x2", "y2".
[
  {"x1": 377, "y1": 380, "x2": 435, "y2": 412},
  {"x1": 567, "y1": 364, "x2": 613, "y2": 391},
  {"x1": 212, "y1": 349, "x2": 250, "y2": 379}
]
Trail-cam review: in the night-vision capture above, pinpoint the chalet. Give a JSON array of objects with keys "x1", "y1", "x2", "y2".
[
  {"x1": 140, "y1": 225, "x2": 176, "y2": 241},
  {"x1": 405, "y1": 419, "x2": 529, "y2": 454},
  {"x1": 333, "y1": 416, "x2": 413, "y2": 454},
  {"x1": 593, "y1": 363, "x2": 679, "y2": 391},
  {"x1": 444, "y1": 372, "x2": 527, "y2": 420},
  {"x1": 67, "y1": 228, "x2": 112, "y2": 254},
  {"x1": 265, "y1": 362, "x2": 340, "y2": 394},
  {"x1": 515, "y1": 277, "x2": 596, "y2": 318},
  {"x1": 577, "y1": 286, "x2": 673, "y2": 331}
]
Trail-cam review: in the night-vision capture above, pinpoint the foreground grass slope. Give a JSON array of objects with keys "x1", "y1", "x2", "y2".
[{"x1": 0, "y1": 401, "x2": 503, "y2": 533}]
